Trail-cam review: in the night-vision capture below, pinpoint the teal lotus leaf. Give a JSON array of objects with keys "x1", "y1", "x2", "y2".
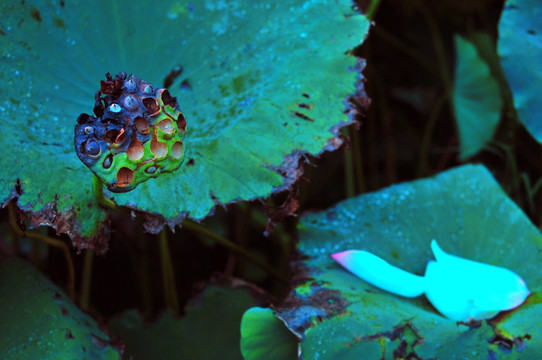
[
  {"x1": 108, "y1": 284, "x2": 261, "y2": 359},
  {"x1": 453, "y1": 36, "x2": 502, "y2": 160},
  {"x1": 0, "y1": 0, "x2": 368, "y2": 250},
  {"x1": 0, "y1": 258, "x2": 120, "y2": 359},
  {"x1": 240, "y1": 307, "x2": 299, "y2": 360},
  {"x1": 498, "y1": 0, "x2": 542, "y2": 142},
  {"x1": 273, "y1": 164, "x2": 542, "y2": 359}
]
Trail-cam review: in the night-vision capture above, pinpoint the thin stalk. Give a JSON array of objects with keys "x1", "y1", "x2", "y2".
[
  {"x1": 31, "y1": 238, "x2": 41, "y2": 268},
  {"x1": 92, "y1": 175, "x2": 129, "y2": 215},
  {"x1": 350, "y1": 125, "x2": 365, "y2": 194},
  {"x1": 183, "y1": 220, "x2": 287, "y2": 284},
  {"x1": 416, "y1": 92, "x2": 449, "y2": 177},
  {"x1": 365, "y1": 0, "x2": 381, "y2": 20},
  {"x1": 158, "y1": 229, "x2": 179, "y2": 313},
  {"x1": 371, "y1": 26, "x2": 440, "y2": 77},
  {"x1": 342, "y1": 128, "x2": 355, "y2": 198},
  {"x1": 8, "y1": 203, "x2": 75, "y2": 300},
  {"x1": 419, "y1": 3, "x2": 452, "y2": 90},
  {"x1": 134, "y1": 225, "x2": 153, "y2": 319},
  {"x1": 80, "y1": 249, "x2": 94, "y2": 312}
]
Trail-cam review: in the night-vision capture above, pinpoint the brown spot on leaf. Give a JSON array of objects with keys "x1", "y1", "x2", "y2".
[
  {"x1": 65, "y1": 328, "x2": 74, "y2": 339},
  {"x1": 180, "y1": 79, "x2": 192, "y2": 91},
  {"x1": 292, "y1": 111, "x2": 314, "y2": 122},
  {"x1": 163, "y1": 66, "x2": 183, "y2": 89},
  {"x1": 277, "y1": 280, "x2": 348, "y2": 337},
  {"x1": 53, "y1": 17, "x2": 65, "y2": 28},
  {"x1": 187, "y1": 158, "x2": 195, "y2": 166},
  {"x1": 489, "y1": 333, "x2": 531, "y2": 354},
  {"x1": 30, "y1": 7, "x2": 42, "y2": 22}
]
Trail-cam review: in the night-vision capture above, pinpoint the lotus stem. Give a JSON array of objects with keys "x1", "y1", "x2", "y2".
[
  {"x1": 183, "y1": 220, "x2": 287, "y2": 284},
  {"x1": 159, "y1": 229, "x2": 179, "y2": 313},
  {"x1": 8, "y1": 202, "x2": 75, "y2": 300},
  {"x1": 80, "y1": 249, "x2": 94, "y2": 312},
  {"x1": 92, "y1": 175, "x2": 129, "y2": 215}
]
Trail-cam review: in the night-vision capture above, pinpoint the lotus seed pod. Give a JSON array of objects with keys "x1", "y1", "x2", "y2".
[{"x1": 74, "y1": 72, "x2": 186, "y2": 192}]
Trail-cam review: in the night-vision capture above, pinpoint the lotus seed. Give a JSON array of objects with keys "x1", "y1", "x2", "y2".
[{"x1": 83, "y1": 140, "x2": 100, "y2": 156}]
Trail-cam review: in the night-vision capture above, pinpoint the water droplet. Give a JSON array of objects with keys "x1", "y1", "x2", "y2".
[
  {"x1": 109, "y1": 103, "x2": 121, "y2": 113},
  {"x1": 83, "y1": 126, "x2": 94, "y2": 135},
  {"x1": 145, "y1": 166, "x2": 157, "y2": 174},
  {"x1": 142, "y1": 84, "x2": 153, "y2": 94}
]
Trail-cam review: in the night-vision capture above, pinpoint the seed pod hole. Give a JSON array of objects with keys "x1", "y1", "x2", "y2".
[
  {"x1": 83, "y1": 140, "x2": 100, "y2": 156},
  {"x1": 134, "y1": 116, "x2": 149, "y2": 134},
  {"x1": 83, "y1": 126, "x2": 94, "y2": 135},
  {"x1": 127, "y1": 137, "x2": 144, "y2": 161},
  {"x1": 161, "y1": 89, "x2": 177, "y2": 108},
  {"x1": 117, "y1": 167, "x2": 134, "y2": 187},
  {"x1": 150, "y1": 139, "x2": 167, "y2": 158},
  {"x1": 142, "y1": 98, "x2": 159, "y2": 115},
  {"x1": 157, "y1": 119, "x2": 174, "y2": 134},
  {"x1": 177, "y1": 113, "x2": 186, "y2": 132},
  {"x1": 114, "y1": 128, "x2": 127, "y2": 145},
  {"x1": 103, "y1": 154, "x2": 113, "y2": 169},
  {"x1": 104, "y1": 129, "x2": 119, "y2": 144},
  {"x1": 171, "y1": 141, "x2": 184, "y2": 159}
]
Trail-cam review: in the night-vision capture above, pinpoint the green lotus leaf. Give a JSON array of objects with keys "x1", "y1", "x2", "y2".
[
  {"x1": 498, "y1": 0, "x2": 542, "y2": 142},
  {"x1": 0, "y1": 0, "x2": 368, "y2": 249},
  {"x1": 274, "y1": 164, "x2": 542, "y2": 359},
  {"x1": 0, "y1": 258, "x2": 120, "y2": 359},
  {"x1": 453, "y1": 36, "x2": 502, "y2": 160},
  {"x1": 108, "y1": 284, "x2": 261, "y2": 359},
  {"x1": 240, "y1": 307, "x2": 299, "y2": 360}
]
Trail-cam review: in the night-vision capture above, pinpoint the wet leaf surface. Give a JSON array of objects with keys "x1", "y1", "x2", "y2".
[
  {"x1": 274, "y1": 164, "x2": 542, "y2": 359},
  {"x1": 498, "y1": 0, "x2": 542, "y2": 142},
  {"x1": 453, "y1": 36, "x2": 502, "y2": 160},
  {"x1": 240, "y1": 307, "x2": 299, "y2": 360},
  {"x1": 0, "y1": 0, "x2": 368, "y2": 249},
  {"x1": 0, "y1": 258, "x2": 120, "y2": 359}
]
